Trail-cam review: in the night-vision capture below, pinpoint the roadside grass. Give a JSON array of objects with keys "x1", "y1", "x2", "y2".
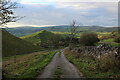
[
  {"x1": 64, "y1": 49, "x2": 120, "y2": 78},
  {"x1": 3, "y1": 51, "x2": 56, "y2": 78}
]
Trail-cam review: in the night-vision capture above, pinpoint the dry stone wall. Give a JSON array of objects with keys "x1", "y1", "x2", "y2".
[{"x1": 68, "y1": 43, "x2": 120, "y2": 59}]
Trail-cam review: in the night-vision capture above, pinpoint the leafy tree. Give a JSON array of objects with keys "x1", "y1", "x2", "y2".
[
  {"x1": 79, "y1": 32, "x2": 100, "y2": 46},
  {"x1": 0, "y1": 0, "x2": 23, "y2": 26}
]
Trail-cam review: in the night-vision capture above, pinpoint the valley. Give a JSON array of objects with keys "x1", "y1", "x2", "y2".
[{"x1": 2, "y1": 26, "x2": 120, "y2": 79}]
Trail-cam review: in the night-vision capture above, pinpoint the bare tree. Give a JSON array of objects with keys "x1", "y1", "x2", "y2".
[
  {"x1": 0, "y1": 0, "x2": 23, "y2": 26},
  {"x1": 0, "y1": 0, "x2": 23, "y2": 63},
  {"x1": 70, "y1": 20, "x2": 78, "y2": 39},
  {"x1": 69, "y1": 20, "x2": 79, "y2": 49}
]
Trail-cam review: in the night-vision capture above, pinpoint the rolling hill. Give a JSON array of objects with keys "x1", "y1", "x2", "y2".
[
  {"x1": 2, "y1": 30, "x2": 40, "y2": 57},
  {"x1": 6, "y1": 25, "x2": 70, "y2": 37},
  {"x1": 96, "y1": 27, "x2": 119, "y2": 32},
  {"x1": 6, "y1": 25, "x2": 119, "y2": 37}
]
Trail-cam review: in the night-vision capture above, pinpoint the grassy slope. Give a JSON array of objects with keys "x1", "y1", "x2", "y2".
[
  {"x1": 3, "y1": 51, "x2": 56, "y2": 78},
  {"x1": 2, "y1": 30, "x2": 40, "y2": 57}
]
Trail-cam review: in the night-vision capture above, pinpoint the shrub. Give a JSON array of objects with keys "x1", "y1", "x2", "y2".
[{"x1": 79, "y1": 32, "x2": 100, "y2": 46}]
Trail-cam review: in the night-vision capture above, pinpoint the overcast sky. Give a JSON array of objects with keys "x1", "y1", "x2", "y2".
[{"x1": 7, "y1": 0, "x2": 118, "y2": 27}]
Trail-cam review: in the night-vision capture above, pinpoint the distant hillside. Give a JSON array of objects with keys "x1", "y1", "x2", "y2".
[
  {"x1": 6, "y1": 26, "x2": 119, "y2": 37},
  {"x1": 2, "y1": 30, "x2": 40, "y2": 57},
  {"x1": 6, "y1": 26, "x2": 43, "y2": 37},
  {"x1": 96, "y1": 27, "x2": 119, "y2": 32}
]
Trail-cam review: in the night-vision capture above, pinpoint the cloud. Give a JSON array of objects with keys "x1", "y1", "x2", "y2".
[
  {"x1": 20, "y1": 0, "x2": 119, "y2": 2},
  {"x1": 7, "y1": 1, "x2": 118, "y2": 27}
]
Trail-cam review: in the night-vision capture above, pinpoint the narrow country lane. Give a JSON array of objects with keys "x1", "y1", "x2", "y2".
[{"x1": 37, "y1": 50, "x2": 83, "y2": 79}]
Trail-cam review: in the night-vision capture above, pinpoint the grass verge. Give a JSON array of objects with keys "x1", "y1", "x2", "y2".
[
  {"x1": 3, "y1": 51, "x2": 56, "y2": 78},
  {"x1": 64, "y1": 49, "x2": 120, "y2": 78}
]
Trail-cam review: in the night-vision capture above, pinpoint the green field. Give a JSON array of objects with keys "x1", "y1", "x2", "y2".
[
  {"x1": 3, "y1": 51, "x2": 56, "y2": 78},
  {"x1": 102, "y1": 38, "x2": 120, "y2": 46},
  {"x1": 96, "y1": 32, "x2": 120, "y2": 47}
]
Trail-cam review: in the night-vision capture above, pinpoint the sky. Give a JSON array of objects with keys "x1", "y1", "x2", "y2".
[{"x1": 7, "y1": 0, "x2": 119, "y2": 27}]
